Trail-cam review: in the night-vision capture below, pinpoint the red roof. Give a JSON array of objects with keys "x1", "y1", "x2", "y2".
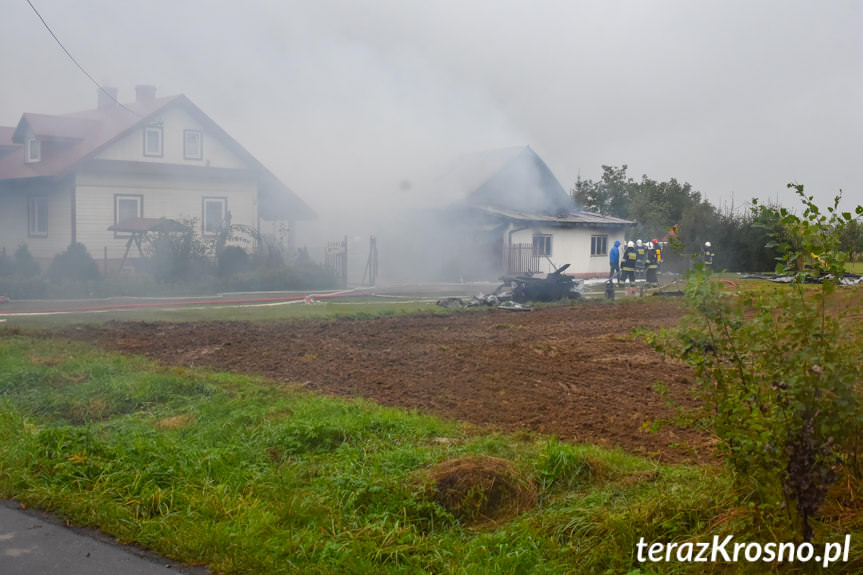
[
  {"x1": 12, "y1": 113, "x2": 98, "y2": 142},
  {"x1": 0, "y1": 94, "x2": 315, "y2": 220},
  {"x1": 0, "y1": 95, "x2": 180, "y2": 180}
]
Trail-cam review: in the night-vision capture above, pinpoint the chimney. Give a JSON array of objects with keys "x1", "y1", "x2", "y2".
[
  {"x1": 97, "y1": 86, "x2": 119, "y2": 110},
  {"x1": 135, "y1": 84, "x2": 157, "y2": 103}
]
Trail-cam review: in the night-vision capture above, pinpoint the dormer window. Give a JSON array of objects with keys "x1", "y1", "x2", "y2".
[
  {"x1": 183, "y1": 129, "x2": 203, "y2": 160},
  {"x1": 26, "y1": 138, "x2": 41, "y2": 163},
  {"x1": 143, "y1": 125, "x2": 163, "y2": 157}
]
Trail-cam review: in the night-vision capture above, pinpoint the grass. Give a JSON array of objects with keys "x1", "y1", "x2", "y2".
[
  {"x1": 1, "y1": 309, "x2": 862, "y2": 573},
  {"x1": 0, "y1": 297, "x2": 450, "y2": 328}
]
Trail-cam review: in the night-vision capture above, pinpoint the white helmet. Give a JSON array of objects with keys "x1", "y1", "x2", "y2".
[
  {"x1": 627, "y1": 241, "x2": 635, "y2": 248},
  {"x1": 705, "y1": 241, "x2": 711, "y2": 248},
  {"x1": 636, "y1": 239, "x2": 643, "y2": 247},
  {"x1": 647, "y1": 241, "x2": 654, "y2": 249}
]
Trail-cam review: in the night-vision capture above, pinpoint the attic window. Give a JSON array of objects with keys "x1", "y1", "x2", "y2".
[
  {"x1": 26, "y1": 138, "x2": 41, "y2": 163},
  {"x1": 143, "y1": 125, "x2": 163, "y2": 157},
  {"x1": 532, "y1": 234, "x2": 552, "y2": 257},
  {"x1": 183, "y1": 129, "x2": 202, "y2": 160}
]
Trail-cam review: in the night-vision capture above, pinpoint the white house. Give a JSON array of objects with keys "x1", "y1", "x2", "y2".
[
  {"x1": 422, "y1": 146, "x2": 632, "y2": 280},
  {"x1": 0, "y1": 86, "x2": 314, "y2": 270}
]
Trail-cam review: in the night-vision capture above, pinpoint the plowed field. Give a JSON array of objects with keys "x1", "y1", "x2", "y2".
[{"x1": 64, "y1": 298, "x2": 711, "y2": 462}]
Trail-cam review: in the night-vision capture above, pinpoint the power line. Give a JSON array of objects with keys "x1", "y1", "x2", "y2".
[{"x1": 24, "y1": 0, "x2": 141, "y2": 116}]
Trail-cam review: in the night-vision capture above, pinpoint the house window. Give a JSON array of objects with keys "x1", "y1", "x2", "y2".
[
  {"x1": 203, "y1": 197, "x2": 227, "y2": 235},
  {"x1": 591, "y1": 234, "x2": 608, "y2": 256},
  {"x1": 28, "y1": 197, "x2": 48, "y2": 237},
  {"x1": 114, "y1": 195, "x2": 143, "y2": 232},
  {"x1": 143, "y1": 125, "x2": 163, "y2": 157},
  {"x1": 26, "y1": 138, "x2": 41, "y2": 163},
  {"x1": 532, "y1": 234, "x2": 552, "y2": 257},
  {"x1": 183, "y1": 129, "x2": 203, "y2": 160}
]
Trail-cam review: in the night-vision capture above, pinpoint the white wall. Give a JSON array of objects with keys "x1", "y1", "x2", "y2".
[
  {"x1": 0, "y1": 181, "x2": 73, "y2": 260},
  {"x1": 74, "y1": 171, "x2": 258, "y2": 259},
  {"x1": 94, "y1": 105, "x2": 246, "y2": 169},
  {"x1": 510, "y1": 225, "x2": 626, "y2": 276}
]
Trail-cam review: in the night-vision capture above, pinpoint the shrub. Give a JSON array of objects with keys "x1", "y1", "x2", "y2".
[
  {"x1": 217, "y1": 245, "x2": 251, "y2": 277},
  {"x1": 13, "y1": 245, "x2": 41, "y2": 278},
  {"x1": 219, "y1": 263, "x2": 340, "y2": 292},
  {"x1": 0, "y1": 250, "x2": 13, "y2": 277},
  {"x1": 0, "y1": 276, "x2": 50, "y2": 299},
  {"x1": 654, "y1": 185, "x2": 863, "y2": 541},
  {"x1": 47, "y1": 243, "x2": 101, "y2": 283},
  {"x1": 0, "y1": 245, "x2": 41, "y2": 278},
  {"x1": 146, "y1": 225, "x2": 211, "y2": 284}
]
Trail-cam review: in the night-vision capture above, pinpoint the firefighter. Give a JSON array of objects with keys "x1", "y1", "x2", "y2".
[
  {"x1": 646, "y1": 241, "x2": 659, "y2": 285},
  {"x1": 703, "y1": 241, "x2": 715, "y2": 269},
  {"x1": 621, "y1": 240, "x2": 637, "y2": 294},
  {"x1": 652, "y1": 238, "x2": 662, "y2": 270},
  {"x1": 635, "y1": 239, "x2": 647, "y2": 280}
]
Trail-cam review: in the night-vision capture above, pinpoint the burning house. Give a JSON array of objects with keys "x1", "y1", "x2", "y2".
[{"x1": 408, "y1": 146, "x2": 632, "y2": 281}]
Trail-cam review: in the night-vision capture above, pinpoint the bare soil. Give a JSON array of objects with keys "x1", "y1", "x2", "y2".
[{"x1": 63, "y1": 298, "x2": 711, "y2": 463}]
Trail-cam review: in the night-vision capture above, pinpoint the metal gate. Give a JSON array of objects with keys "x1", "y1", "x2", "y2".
[
  {"x1": 507, "y1": 242, "x2": 541, "y2": 274},
  {"x1": 325, "y1": 236, "x2": 348, "y2": 288}
]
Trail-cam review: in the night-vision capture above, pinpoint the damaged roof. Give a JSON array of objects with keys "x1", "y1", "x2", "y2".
[
  {"x1": 475, "y1": 205, "x2": 633, "y2": 227},
  {"x1": 437, "y1": 146, "x2": 573, "y2": 216},
  {"x1": 436, "y1": 145, "x2": 632, "y2": 226}
]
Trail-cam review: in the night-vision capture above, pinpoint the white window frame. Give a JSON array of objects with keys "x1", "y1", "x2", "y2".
[
  {"x1": 183, "y1": 129, "x2": 203, "y2": 160},
  {"x1": 26, "y1": 138, "x2": 41, "y2": 163},
  {"x1": 532, "y1": 234, "x2": 552, "y2": 257},
  {"x1": 202, "y1": 197, "x2": 227, "y2": 236},
  {"x1": 591, "y1": 234, "x2": 608, "y2": 256},
  {"x1": 143, "y1": 125, "x2": 163, "y2": 157},
  {"x1": 28, "y1": 196, "x2": 48, "y2": 237},
  {"x1": 114, "y1": 194, "x2": 143, "y2": 237}
]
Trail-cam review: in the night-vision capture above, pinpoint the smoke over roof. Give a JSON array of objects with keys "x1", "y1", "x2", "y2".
[{"x1": 427, "y1": 146, "x2": 576, "y2": 216}]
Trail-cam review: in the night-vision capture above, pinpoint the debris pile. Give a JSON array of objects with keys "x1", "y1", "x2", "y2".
[
  {"x1": 741, "y1": 273, "x2": 863, "y2": 286},
  {"x1": 436, "y1": 294, "x2": 531, "y2": 311}
]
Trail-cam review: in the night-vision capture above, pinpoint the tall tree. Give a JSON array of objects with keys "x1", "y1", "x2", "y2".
[{"x1": 571, "y1": 165, "x2": 633, "y2": 218}]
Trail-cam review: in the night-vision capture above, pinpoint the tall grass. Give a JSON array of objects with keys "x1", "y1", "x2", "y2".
[{"x1": 0, "y1": 332, "x2": 860, "y2": 573}]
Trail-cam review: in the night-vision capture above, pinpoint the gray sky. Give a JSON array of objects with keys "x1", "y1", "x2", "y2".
[{"x1": 2, "y1": 0, "x2": 861, "y2": 235}]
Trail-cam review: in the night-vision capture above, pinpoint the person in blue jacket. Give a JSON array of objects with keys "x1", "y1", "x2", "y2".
[{"x1": 609, "y1": 239, "x2": 621, "y2": 284}]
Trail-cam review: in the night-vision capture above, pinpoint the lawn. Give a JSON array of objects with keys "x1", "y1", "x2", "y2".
[
  {"x1": 2, "y1": 280, "x2": 863, "y2": 574},
  {"x1": 1, "y1": 329, "x2": 861, "y2": 574}
]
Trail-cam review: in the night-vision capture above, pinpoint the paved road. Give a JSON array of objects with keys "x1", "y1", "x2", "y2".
[{"x1": 0, "y1": 501, "x2": 208, "y2": 575}]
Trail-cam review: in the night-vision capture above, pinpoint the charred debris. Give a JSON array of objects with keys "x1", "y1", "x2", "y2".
[{"x1": 436, "y1": 264, "x2": 583, "y2": 311}]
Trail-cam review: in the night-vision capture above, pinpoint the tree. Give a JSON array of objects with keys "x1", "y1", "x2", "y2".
[
  {"x1": 572, "y1": 165, "x2": 720, "y2": 249},
  {"x1": 839, "y1": 218, "x2": 863, "y2": 262},
  {"x1": 571, "y1": 165, "x2": 633, "y2": 218}
]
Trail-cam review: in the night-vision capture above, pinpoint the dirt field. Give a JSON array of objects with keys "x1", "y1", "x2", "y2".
[{"x1": 63, "y1": 298, "x2": 711, "y2": 463}]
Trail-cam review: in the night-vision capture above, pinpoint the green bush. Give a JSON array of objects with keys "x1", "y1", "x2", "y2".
[
  {"x1": 654, "y1": 185, "x2": 863, "y2": 541},
  {"x1": 0, "y1": 251, "x2": 13, "y2": 277},
  {"x1": 0, "y1": 244, "x2": 41, "y2": 279},
  {"x1": 0, "y1": 276, "x2": 50, "y2": 299},
  {"x1": 219, "y1": 263, "x2": 340, "y2": 292},
  {"x1": 46, "y1": 243, "x2": 101, "y2": 283},
  {"x1": 13, "y1": 245, "x2": 41, "y2": 278},
  {"x1": 217, "y1": 245, "x2": 251, "y2": 277}
]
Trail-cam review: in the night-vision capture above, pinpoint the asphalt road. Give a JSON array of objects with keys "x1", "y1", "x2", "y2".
[{"x1": 0, "y1": 501, "x2": 207, "y2": 575}]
